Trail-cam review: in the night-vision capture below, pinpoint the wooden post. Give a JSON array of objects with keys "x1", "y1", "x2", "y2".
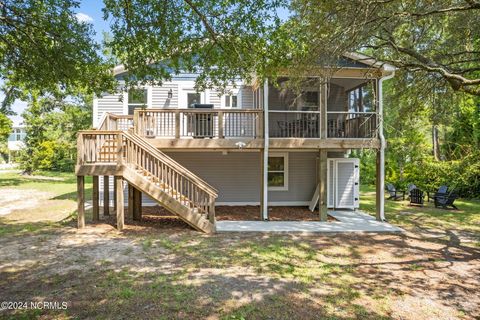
[
  {"x1": 115, "y1": 176, "x2": 124, "y2": 230},
  {"x1": 218, "y1": 111, "x2": 224, "y2": 138},
  {"x1": 209, "y1": 199, "x2": 216, "y2": 224},
  {"x1": 133, "y1": 188, "x2": 142, "y2": 221},
  {"x1": 175, "y1": 111, "x2": 180, "y2": 138},
  {"x1": 113, "y1": 177, "x2": 117, "y2": 213},
  {"x1": 318, "y1": 149, "x2": 328, "y2": 221},
  {"x1": 116, "y1": 133, "x2": 123, "y2": 165},
  {"x1": 128, "y1": 184, "x2": 134, "y2": 219},
  {"x1": 103, "y1": 175, "x2": 110, "y2": 216},
  {"x1": 320, "y1": 82, "x2": 328, "y2": 139},
  {"x1": 92, "y1": 176, "x2": 99, "y2": 221},
  {"x1": 77, "y1": 176, "x2": 85, "y2": 228}
]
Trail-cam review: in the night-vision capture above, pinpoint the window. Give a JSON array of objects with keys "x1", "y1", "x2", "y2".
[
  {"x1": 16, "y1": 134, "x2": 21, "y2": 141},
  {"x1": 187, "y1": 92, "x2": 201, "y2": 108},
  {"x1": 268, "y1": 153, "x2": 288, "y2": 190},
  {"x1": 128, "y1": 89, "x2": 147, "y2": 115},
  {"x1": 225, "y1": 95, "x2": 238, "y2": 108}
]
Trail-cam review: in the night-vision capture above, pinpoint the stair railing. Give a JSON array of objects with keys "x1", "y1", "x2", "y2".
[{"x1": 76, "y1": 130, "x2": 218, "y2": 223}]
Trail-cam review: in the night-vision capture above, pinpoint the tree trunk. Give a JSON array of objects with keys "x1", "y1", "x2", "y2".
[{"x1": 432, "y1": 125, "x2": 441, "y2": 161}]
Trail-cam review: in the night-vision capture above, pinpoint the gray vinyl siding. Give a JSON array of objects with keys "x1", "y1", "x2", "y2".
[
  {"x1": 240, "y1": 86, "x2": 254, "y2": 108},
  {"x1": 166, "y1": 151, "x2": 317, "y2": 204},
  {"x1": 152, "y1": 83, "x2": 178, "y2": 108},
  {"x1": 209, "y1": 90, "x2": 222, "y2": 108},
  {"x1": 166, "y1": 152, "x2": 262, "y2": 203},
  {"x1": 96, "y1": 93, "x2": 123, "y2": 124},
  {"x1": 99, "y1": 151, "x2": 319, "y2": 205},
  {"x1": 269, "y1": 152, "x2": 318, "y2": 203}
]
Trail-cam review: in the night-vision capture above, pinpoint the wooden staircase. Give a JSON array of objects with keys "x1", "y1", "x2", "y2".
[{"x1": 76, "y1": 120, "x2": 218, "y2": 233}]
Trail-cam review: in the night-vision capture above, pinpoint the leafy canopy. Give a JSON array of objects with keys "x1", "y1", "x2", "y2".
[{"x1": 0, "y1": 0, "x2": 115, "y2": 111}]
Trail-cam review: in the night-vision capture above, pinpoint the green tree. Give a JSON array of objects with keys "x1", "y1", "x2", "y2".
[
  {"x1": 19, "y1": 96, "x2": 92, "y2": 173},
  {"x1": 0, "y1": 0, "x2": 115, "y2": 111}
]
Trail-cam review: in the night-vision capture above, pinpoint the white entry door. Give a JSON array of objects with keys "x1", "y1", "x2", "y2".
[{"x1": 327, "y1": 158, "x2": 360, "y2": 209}]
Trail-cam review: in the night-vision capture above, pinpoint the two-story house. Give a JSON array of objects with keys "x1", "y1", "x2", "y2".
[{"x1": 75, "y1": 53, "x2": 395, "y2": 233}]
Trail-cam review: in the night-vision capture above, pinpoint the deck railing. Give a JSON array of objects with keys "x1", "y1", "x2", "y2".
[
  {"x1": 98, "y1": 113, "x2": 134, "y2": 131},
  {"x1": 134, "y1": 109, "x2": 263, "y2": 139},
  {"x1": 269, "y1": 110, "x2": 321, "y2": 138},
  {"x1": 76, "y1": 130, "x2": 218, "y2": 219},
  {"x1": 327, "y1": 112, "x2": 377, "y2": 138}
]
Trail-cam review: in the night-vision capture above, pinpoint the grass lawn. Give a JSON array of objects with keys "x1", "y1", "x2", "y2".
[{"x1": 0, "y1": 170, "x2": 479, "y2": 320}]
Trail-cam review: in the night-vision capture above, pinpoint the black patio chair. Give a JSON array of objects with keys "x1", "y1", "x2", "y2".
[
  {"x1": 409, "y1": 188, "x2": 424, "y2": 206},
  {"x1": 434, "y1": 191, "x2": 459, "y2": 210},
  {"x1": 406, "y1": 183, "x2": 417, "y2": 199},
  {"x1": 386, "y1": 183, "x2": 405, "y2": 201},
  {"x1": 427, "y1": 185, "x2": 449, "y2": 202}
]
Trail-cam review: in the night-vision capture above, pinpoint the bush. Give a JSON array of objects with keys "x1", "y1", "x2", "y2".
[{"x1": 388, "y1": 153, "x2": 480, "y2": 198}]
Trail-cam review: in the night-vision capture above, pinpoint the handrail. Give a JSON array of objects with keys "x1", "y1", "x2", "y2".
[
  {"x1": 97, "y1": 113, "x2": 134, "y2": 131},
  {"x1": 122, "y1": 131, "x2": 218, "y2": 196},
  {"x1": 76, "y1": 130, "x2": 218, "y2": 197}
]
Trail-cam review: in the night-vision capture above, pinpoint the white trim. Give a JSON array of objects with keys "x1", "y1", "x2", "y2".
[
  {"x1": 92, "y1": 96, "x2": 99, "y2": 127},
  {"x1": 267, "y1": 152, "x2": 289, "y2": 191},
  {"x1": 262, "y1": 79, "x2": 269, "y2": 220}
]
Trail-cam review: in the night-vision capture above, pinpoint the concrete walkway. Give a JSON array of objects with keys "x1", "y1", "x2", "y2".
[{"x1": 216, "y1": 210, "x2": 403, "y2": 233}]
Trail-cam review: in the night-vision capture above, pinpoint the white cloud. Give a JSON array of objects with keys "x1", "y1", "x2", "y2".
[{"x1": 75, "y1": 12, "x2": 93, "y2": 23}]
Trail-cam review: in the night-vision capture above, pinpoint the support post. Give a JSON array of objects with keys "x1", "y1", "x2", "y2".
[
  {"x1": 103, "y1": 175, "x2": 110, "y2": 216},
  {"x1": 175, "y1": 111, "x2": 180, "y2": 138},
  {"x1": 114, "y1": 177, "x2": 118, "y2": 212},
  {"x1": 218, "y1": 111, "x2": 224, "y2": 138},
  {"x1": 133, "y1": 188, "x2": 142, "y2": 221},
  {"x1": 259, "y1": 151, "x2": 265, "y2": 219},
  {"x1": 127, "y1": 184, "x2": 134, "y2": 219},
  {"x1": 320, "y1": 81, "x2": 328, "y2": 139},
  {"x1": 115, "y1": 176, "x2": 124, "y2": 230},
  {"x1": 92, "y1": 176, "x2": 99, "y2": 221},
  {"x1": 318, "y1": 149, "x2": 328, "y2": 221},
  {"x1": 262, "y1": 78, "x2": 269, "y2": 220},
  {"x1": 77, "y1": 176, "x2": 85, "y2": 228}
]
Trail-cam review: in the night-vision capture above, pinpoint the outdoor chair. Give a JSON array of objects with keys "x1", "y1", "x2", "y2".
[
  {"x1": 409, "y1": 188, "x2": 424, "y2": 206},
  {"x1": 386, "y1": 183, "x2": 405, "y2": 201},
  {"x1": 434, "y1": 190, "x2": 459, "y2": 210},
  {"x1": 406, "y1": 183, "x2": 417, "y2": 199},
  {"x1": 427, "y1": 185, "x2": 449, "y2": 202}
]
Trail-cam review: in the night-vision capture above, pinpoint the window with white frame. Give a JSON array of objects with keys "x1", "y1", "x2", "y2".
[
  {"x1": 225, "y1": 94, "x2": 238, "y2": 108},
  {"x1": 128, "y1": 88, "x2": 148, "y2": 115},
  {"x1": 268, "y1": 153, "x2": 288, "y2": 190}
]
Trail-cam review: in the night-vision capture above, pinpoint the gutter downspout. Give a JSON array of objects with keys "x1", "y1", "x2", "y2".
[
  {"x1": 378, "y1": 71, "x2": 395, "y2": 221},
  {"x1": 262, "y1": 79, "x2": 269, "y2": 220}
]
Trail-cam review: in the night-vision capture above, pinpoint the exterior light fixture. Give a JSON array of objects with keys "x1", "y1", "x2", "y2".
[{"x1": 167, "y1": 89, "x2": 173, "y2": 99}]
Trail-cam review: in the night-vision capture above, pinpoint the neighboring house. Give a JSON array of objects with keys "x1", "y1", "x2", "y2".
[
  {"x1": 76, "y1": 53, "x2": 395, "y2": 233},
  {"x1": 7, "y1": 124, "x2": 26, "y2": 163}
]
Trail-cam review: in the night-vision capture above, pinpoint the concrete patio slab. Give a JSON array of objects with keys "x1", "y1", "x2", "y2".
[{"x1": 216, "y1": 210, "x2": 403, "y2": 233}]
